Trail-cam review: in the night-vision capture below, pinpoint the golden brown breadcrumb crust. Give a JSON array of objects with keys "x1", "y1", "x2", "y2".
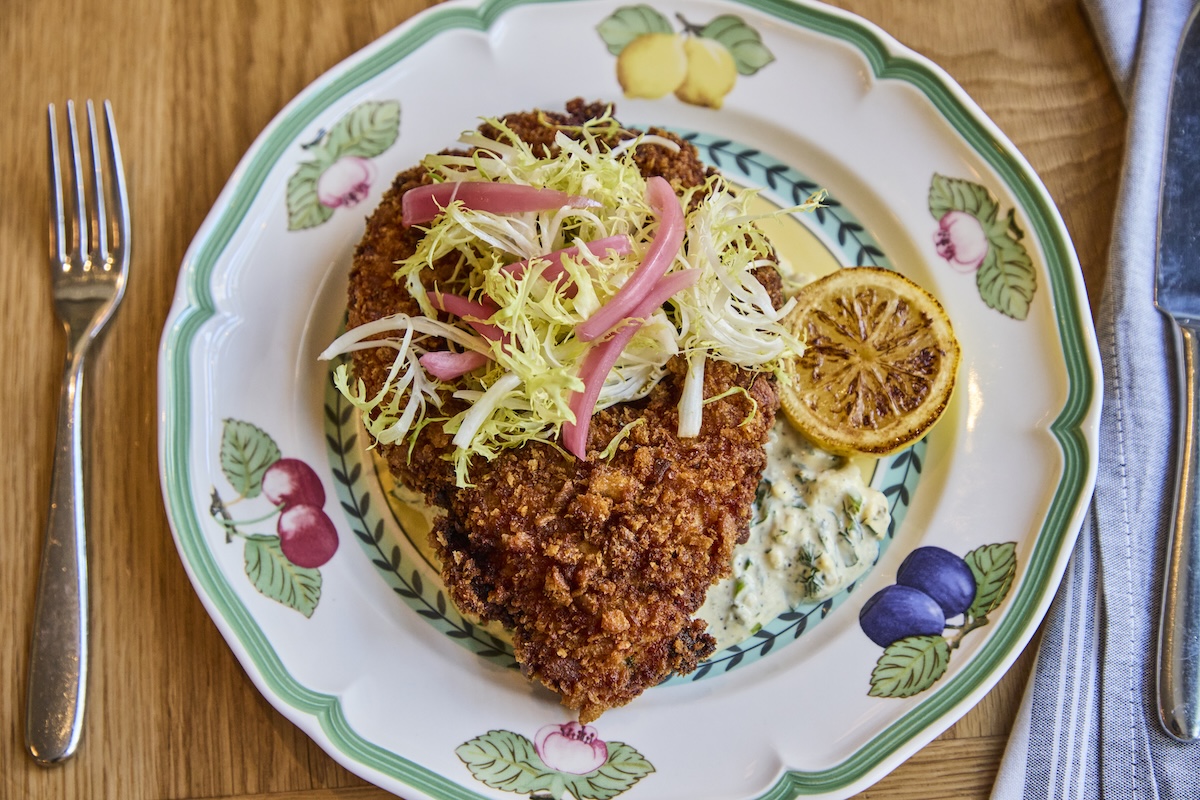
[{"x1": 346, "y1": 99, "x2": 780, "y2": 722}]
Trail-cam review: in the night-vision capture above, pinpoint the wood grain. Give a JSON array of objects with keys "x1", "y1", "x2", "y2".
[{"x1": 0, "y1": 1, "x2": 1123, "y2": 798}]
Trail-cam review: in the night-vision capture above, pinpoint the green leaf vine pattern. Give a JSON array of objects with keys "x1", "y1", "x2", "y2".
[
  {"x1": 324, "y1": 363, "x2": 517, "y2": 668},
  {"x1": 689, "y1": 597, "x2": 835, "y2": 681},
  {"x1": 881, "y1": 444, "x2": 923, "y2": 538},
  {"x1": 675, "y1": 131, "x2": 889, "y2": 268}
]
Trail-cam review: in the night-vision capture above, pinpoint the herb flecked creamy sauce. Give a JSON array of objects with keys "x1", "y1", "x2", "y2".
[{"x1": 696, "y1": 420, "x2": 891, "y2": 650}]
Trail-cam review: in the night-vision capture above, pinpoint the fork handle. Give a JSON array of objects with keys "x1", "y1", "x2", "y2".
[{"x1": 26, "y1": 345, "x2": 89, "y2": 765}]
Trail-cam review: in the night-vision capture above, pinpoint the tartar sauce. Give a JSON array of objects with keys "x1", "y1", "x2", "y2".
[{"x1": 697, "y1": 420, "x2": 890, "y2": 650}]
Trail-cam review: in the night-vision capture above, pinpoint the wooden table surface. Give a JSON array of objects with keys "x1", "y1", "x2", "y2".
[{"x1": 1, "y1": 1, "x2": 1123, "y2": 798}]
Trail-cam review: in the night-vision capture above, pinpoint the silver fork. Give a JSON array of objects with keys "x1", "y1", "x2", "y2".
[{"x1": 26, "y1": 100, "x2": 129, "y2": 766}]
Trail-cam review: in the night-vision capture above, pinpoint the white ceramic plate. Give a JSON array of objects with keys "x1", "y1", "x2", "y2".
[{"x1": 158, "y1": 1, "x2": 1101, "y2": 797}]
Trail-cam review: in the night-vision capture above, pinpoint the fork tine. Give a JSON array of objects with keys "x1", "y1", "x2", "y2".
[
  {"x1": 47, "y1": 105, "x2": 66, "y2": 268},
  {"x1": 64, "y1": 101, "x2": 87, "y2": 267},
  {"x1": 84, "y1": 101, "x2": 108, "y2": 266},
  {"x1": 101, "y1": 101, "x2": 129, "y2": 264}
]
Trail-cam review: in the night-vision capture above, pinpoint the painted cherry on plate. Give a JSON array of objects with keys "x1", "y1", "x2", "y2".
[
  {"x1": 262, "y1": 457, "x2": 326, "y2": 509},
  {"x1": 278, "y1": 504, "x2": 339, "y2": 569}
]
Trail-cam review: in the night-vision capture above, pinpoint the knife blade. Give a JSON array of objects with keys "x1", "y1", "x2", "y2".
[{"x1": 1156, "y1": 1, "x2": 1200, "y2": 743}]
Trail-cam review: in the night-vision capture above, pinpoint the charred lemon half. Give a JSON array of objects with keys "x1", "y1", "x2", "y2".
[{"x1": 780, "y1": 267, "x2": 960, "y2": 455}]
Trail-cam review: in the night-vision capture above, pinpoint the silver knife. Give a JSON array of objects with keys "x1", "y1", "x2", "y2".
[{"x1": 1156, "y1": 1, "x2": 1200, "y2": 743}]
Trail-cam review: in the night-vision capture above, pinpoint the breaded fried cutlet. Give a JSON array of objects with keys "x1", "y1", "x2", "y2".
[{"x1": 346, "y1": 99, "x2": 780, "y2": 722}]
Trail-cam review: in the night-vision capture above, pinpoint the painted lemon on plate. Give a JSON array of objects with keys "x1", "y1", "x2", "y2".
[
  {"x1": 675, "y1": 37, "x2": 738, "y2": 108},
  {"x1": 616, "y1": 32, "x2": 688, "y2": 98},
  {"x1": 598, "y1": 5, "x2": 775, "y2": 108}
]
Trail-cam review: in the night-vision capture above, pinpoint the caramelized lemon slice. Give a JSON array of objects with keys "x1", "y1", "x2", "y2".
[{"x1": 781, "y1": 267, "x2": 960, "y2": 455}]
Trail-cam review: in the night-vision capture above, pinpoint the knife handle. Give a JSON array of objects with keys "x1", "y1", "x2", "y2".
[{"x1": 1159, "y1": 320, "x2": 1200, "y2": 740}]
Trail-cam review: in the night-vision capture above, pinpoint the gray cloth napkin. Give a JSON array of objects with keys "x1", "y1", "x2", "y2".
[{"x1": 990, "y1": 1, "x2": 1199, "y2": 797}]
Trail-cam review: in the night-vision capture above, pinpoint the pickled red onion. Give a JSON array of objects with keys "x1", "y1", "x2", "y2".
[
  {"x1": 420, "y1": 350, "x2": 492, "y2": 381},
  {"x1": 575, "y1": 177, "x2": 684, "y2": 342},
  {"x1": 429, "y1": 291, "x2": 504, "y2": 342},
  {"x1": 562, "y1": 268, "x2": 700, "y2": 459},
  {"x1": 501, "y1": 235, "x2": 634, "y2": 296},
  {"x1": 402, "y1": 182, "x2": 601, "y2": 227}
]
